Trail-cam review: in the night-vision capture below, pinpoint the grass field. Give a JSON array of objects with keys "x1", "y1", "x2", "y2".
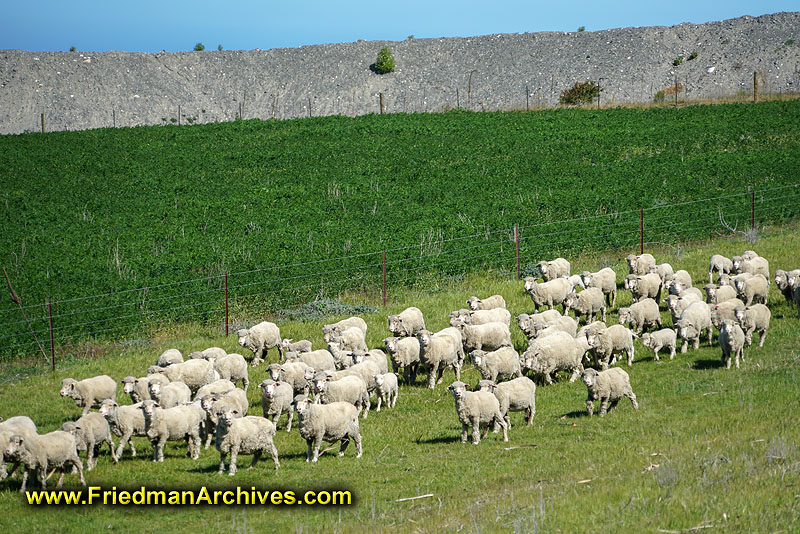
[{"x1": 0, "y1": 222, "x2": 798, "y2": 533}]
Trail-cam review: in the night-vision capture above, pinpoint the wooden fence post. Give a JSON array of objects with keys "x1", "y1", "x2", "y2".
[
  {"x1": 380, "y1": 93, "x2": 385, "y2": 114},
  {"x1": 382, "y1": 250, "x2": 387, "y2": 307},
  {"x1": 639, "y1": 208, "x2": 644, "y2": 255},
  {"x1": 751, "y1": 190, "x2": 755, "y2": 229},
  {"x1": 41, "y1": 113, "x2": 45, "y2": 133},
  {"x1": 754, "y1": 71, "x2": 759, "y2": 103},
  {"x1": 224, "y1": 272, "x2": 229, "y2": 336},
  {"x1": 48, "y1": 300, "x2": 55, "y2": 371},
  {"x1": 514, "y1": 226, "x2": 520, "y2": 280},
  {"x1": 526, "y1": 85, "x2": 529, "y2": 111}
]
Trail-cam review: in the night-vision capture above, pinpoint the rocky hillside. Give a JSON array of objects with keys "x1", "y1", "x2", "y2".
[{"x1": 1, "y1": 12, "x2": 798, "y2": 134}]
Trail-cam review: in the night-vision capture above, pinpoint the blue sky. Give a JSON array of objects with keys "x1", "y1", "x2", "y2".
[{"x1": 1, "y1": 0, "x2": 796, "y2": 53}]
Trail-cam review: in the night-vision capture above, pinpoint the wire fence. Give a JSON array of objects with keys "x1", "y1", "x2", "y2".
[{"x1": 1, "y1": 184, "x2": 798, "y2": 361}]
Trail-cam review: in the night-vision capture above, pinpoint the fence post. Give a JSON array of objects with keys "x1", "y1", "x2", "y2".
[
  {"x1": 178, "y1": 105, "x2": 181, "y2": 126},
  {"x1": 382, "y1": 250, "x2": 387, "y2": 307},
  {"x1": 456, "y1": 88, "x2": 459, "y2": 109},
  {"x1": 639, "y1": 208, "x2": 644, "y2": 255},
  {"x1": 224, "y1": 272, "x2": 229, "y2": 337},
  {"x1": 41, "y1": 113, "x2": 45, "y2": 133},
  {"x1": 112, "y1": 109, "x2": 116, "y2": 128},
  {"x1": 526, "y1": 85, "x2": 529, "y2": 111},
  {"x1": 380, "y1": 93, "x2": 385, "y2": 114},
  {"x1": 674, "y1": 72, "x2": 678, "y2": 108},
  {"x1": 751, "y1": 190, "x2": 755, "y2": 229},
  {"x1": 753, "y1": 71, "x2": 758, "y2": 103},
  {"x1": 48, "y1": 300, "x2": 55, "y2": 372},
  {"x1": 514, "y1": 225, "x2": 520, "y2": 280}
]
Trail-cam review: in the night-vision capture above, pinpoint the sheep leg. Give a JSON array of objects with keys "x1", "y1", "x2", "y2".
[
  {"x1": 669, "y1": 344, "x2": 676, "y2": 360},
  {"x1": 498, "y1": 415, "x2": 508, "y2": 442},
  {"x1": 626, "y1": 390, "x2": 639, "y2": 409},
  {"x1": 568, "y1": 364, "x2": 583, "y2": 383},
  {"x1": 585, "y1": 399, "x2": 594, "y2": 416},
  {"x1": 428, "y1": 362, "x2": 439, "y2": 389},
  {"x1": 338, "y1": 437, "x2": 350, "y2": 457},
  {"x1": 681, "y1": 339, "x2": 689, "y2": 353},
  {"x1": 460, "y1": 422, "x2": 469, "y2": 443},
  {"x1": 243, "y1": 376, "x2": 249, "y2": 393},
  {"x1": 305, "y1": 439, "x2": 314, "y2": 462},
  {"x1": 286, "y1": 409, "x2": 294, "y2": 432},
  {"x1": 375, "y1": 394, "x2": 382, "y2": 412},
  {"x1": 627, "y1": 346, "x2": 634, "y2": 366},
  {"x1": 608, "y1": 399, "x2": 619, "y2": 413},
  {"x1": 758, "y1": 329, "x2": 767, "y2": 348},
  {"x1": 228, "y1": 444, "x2": 239, "y2": 476},
  {"x1": 735, "y1": 348, "x2": 742, "y2": 369},
  {"x1": 19, "y1": 467, "x2": 30, "y2": 493},
  {"x1": 410, "y1": 362, "x2": 418, "y2": 385},
  {"x1": 106, "y1": 436, "x2": 118, "y2": 463},
  {"x1": 471, "y1": 416, "x2": 481, "y2": 445},
  {"x1": 218, "y1": 451, "x2": 227, "y2": 474},
  {"x1": 311, "y1": 436, "x2": 324, "y2": 462},
  {"x1": 598, "y1": 398, "x2": 610, "y2": 417},
  {"x1": 269, "y1": 441, "x2": 281, "y2": 468},
  {"x1": 693, "y1": 336, "x2": 700, "y2": 350},
  {"x1": 156, "y1": 438, "x2": 166, "y2": 462},
  {"x1": 352, "y1": 431, "x2": 363, "y2": 459}
]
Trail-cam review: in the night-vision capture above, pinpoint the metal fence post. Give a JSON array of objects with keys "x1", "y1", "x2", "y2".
[
  {"x1": 48, "y1": 300, "x2": 55, "y2": 371},
  {"x1": 514, "y1": 225, "x2": 520, "y2": 280},
  {"x1": 639, "y1": 208, "x2": 644, "y2": 255},
  {"x1": 224, "y1": 272, "x2": 229, "y2": 336},
  {"x1": 751, "y1": 190, "x2": 755, "y2": 229},
  {"x1": 382, "y1": 250, "x2": 387, "y2": 307}
]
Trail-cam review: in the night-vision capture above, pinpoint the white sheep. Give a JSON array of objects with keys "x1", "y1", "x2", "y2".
[
  {"x1": 581, "y1": 268, "x2": 618, "y2": 308},
  {"x1": 470, "y1": 347, "x2": 522, "y2": 382},
  {"x1": 121, "y1": 375, "x2": 154, "y2": 403},
  {"x1": 259, "y1": 379, "x2": 295, "y2": 432},
  {"x1": 626, "y1": 253, "x2": 656, "y2": 275},
  {"x1": 735, "y1": 273, "x2": 769, "y2": 306},
  {"x1": 459, "y1": 322, "x2": 512, "y2": 353},
  {"x1": 311, "y1": 373, "x2": 371, "y2": 418},
  {"x1": 206, "y1": 353, "x2": 249, "y2": 392},
  {"x1": 293, "y1": 396, "x2": 363, "y2": 462},
  {"x1": 328, "y1": 360, "x2": 382, "y2": 395},
  {"x1": 586, "y1": 325, "x2": 635, "y2": 368},
  {"x1": 664, "y1": 270, "x2": 693, "y2": 296},
  {"x1": 702, "y1": 283, "x2": 738, "y2": 304},
  {"x1": 710, "y1": 299, "x2": 746, "y2": 330},
  {"x1": 352, "y1": 349, "x2": 389, "y2": 374},
  {"x1": 733, "y1": 256, "x2": 770, "y2": 280},
  {"x1": 416, "y1": 328, "x2": 464, "y2": 389},
  {"x1": 326, "y1": 341, "x2": 356, "y2": 369},
  {"x1": 3, "y1": 431, "x2": 85, "y2": 492},
  {"x1": 450, "y1": 307, "x2": 512, "y2": 327},
  {"x1": 0, "y1": 417, "x2": 37, "y2": 482},
  {"x1": 373, "y1": 373, "x2": 398, "y2": 411},
  {"x1": 193, "y1": 378, "x2": 236, "y2": 401},
  {"x1": 201, "y1": 347, "x2": 227, "y2": 359},
  {"x1": 531, "y1": 315, "x2": 578, "y2": 338},
  {"x1": 709, "y1": 254, "x2": 733, "y2": 283},
  {"x1": 537, "y1": 258, "x2": 571, "y2": 281},
  {"x1": 719, "y1": 320, "x2": 746, "y2": 369},
  {"x1": 237, "y1": 321, "x2": 282, "y2": 365},
  {"x1": 328, "y1": 326, "x2": 368, "y2": 353},
  {"x1": 149, "y1": 380, "x2": 192, "y2": 408},
  {"x1": 156, "y1": 348, "x2": 183, "y2": 367},
  {"x1": 774, "y1": 269, "x2": 800, "y2": 305},
  {"x1": 322, "y1": 317, "x2": 368, "y2": 343},
  {"x1": 789, "y1": 272, "x2": 800, "y2": 316},
  {"x1": 641, "y1": 329, "x2": 677, "y2": 361},
  {"x1": 154, "y1": 359, "x2": 217, "y2": 395},
  {"x1": 281, "y1": 338, "x2": 312, "y2": 353},
  {"x1": 215, "y1": 408, "x2": 279, "y2": 476},
  {"x1": 676, "y1": 301, "x2": 713, "y2": 352},
  {"x1": 60, "y1": 412, "x2": 118, "y2": 470},
  {"x1": 648, "y1": 262, "x2": 675, "y2": 284},
  {"x1": 625, "y1": 273, "x2": 662, "y2": 303},
  {"x1": 99, "y1": 399, "x2": 146, "y2": 459},
  {"x1": 733, "y1": 304, "x2": 771, "y2": 347},
  {"x1": 561, "y1": 274, "x2": 586, "y2": 291},
  {"x1": 467, "y1": 294, "x2": 507, "y2": 311},
  {"x1": 387, "y1": 307, "x2": 426, "y2": 337},
  {"x1": 267, "y1": 361, "x2": 311, "y2": 396},
  {"x1": 140, "y1": 399, "x2": 205, "y2": 462},
  {"x1": 563, "y1": 288, "x2": 607, "y2": 324},
  {"x1": 200, "y1": 389, "x2": 249, "y2": 449},
  {"x1": 285, "y1": 349, "x2": 336, "y2": 373},
  {"x1": 477, "y1": 377, "x2": 536, "y2": 428},
  {"x1": 383, "y1": 336, "x2": 420, "y2": 384},
  {"x1": 516, "y1": 310, "x2": 562, "y2": 339},
  {"x1": 60, "y1": 375, "x2": 117, "y2": 415},
  {"x1": 447, "y1": 381, "x2": 507, "y2": 444},
  {"x1": 667, "y1": 293, "x2": 703, "y2": 329},
  {"x1": 581, "y1": 368, "x2": 638, "y2": 417},
  {"x1": 523, "y1": 277, "x2": 572, "y2": 312},
  {"x1": 618, "y1": 298, "x2": 661, "y2": 335},
  {"x1": 521, "y1": 331, "x2": 585, "y2": 384}
]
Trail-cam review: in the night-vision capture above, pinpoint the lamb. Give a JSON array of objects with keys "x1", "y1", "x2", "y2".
[
  {"x1": 710, "y1": 299, "x2": 746, "y2": 330},
  {"x1": 259, "y1": 379, "x2": 295, "y2": 431},
  {"x1": 416, "y1": 328, "x2": 464, "y2": 389},
  {"x1": 200, "y1": 389, "x2": 249, "y2": 448},
  {"x1": 709, "y1": 254, "x2": 734, "y2": 283},
  {"x1": 201, "y1": 347, "x2": 227, "y2": 359},
  {"x1": 523, "y1": 277, "x2": 572, "y2": 312},
  {"x1": 577, "y1": 321, "x2": 606, "y2": 340},
  {"x1": 327, "y1": 360, "x2": 382, "y2": 395},
  {"x1": 641, "y1": 329, "x2": 678, "y2": 361},
  {"x1": 311, "y1": 373, "x2": 370, "y2": 418},
  {"x1": 470, "y1": 347, "x2": 522, "y2": 382},
  {"x1": 148, "y1": 380, "x2": 192, "y2": 408},
  {"x1": 702, "y1": 283, "x2": 738, "y2": 304},
  {"x1": 664, "y1": 270, "x2": 693, "y2": 296},
  {"x1": 154, "y1": 359, "x2": 217, "y2": 395},
  {"x1": 3, "y1": 431, "x2": 85, "y2": 492},
  {"x1": 327, "y1": 326, "x2": 368, "y2": 353},
  {"x1": 285, "y1": 349, "x2": 336, "y2": 373},
  {"x1": 586, "y1": 325, "x2": 635, "y2": 368},
  {"x1": 447, "y1": 381, "x2": 508, "y2": 444},
  {"x1": 215, "y1": 408, "x2": 279, "y2": 475},
  {"x1": 516, "y1": 310, "x2": 563, "y2": 338},
  {"x1": 293, "y1": 396, "x2": 363, "y2": 462},
  {"x1": 449, "y1": 307, "x2": 511, "y2": 327},
  {"x1": 617, "y1": 298, "x2": 661, "y2": 335},
  {"x1": 383, "y1": 336, "x2": 420, "y2": 384},
  {"x1": 733, "y1": 256, "x2": 770, "y2": 280},
  {"x1": 60, "y1": 375, "x2": 117, "y2": 415},
  {"x1": 562, "y1": 288, "x2": 607, "y2": 324},
  {"x1": 373, "y1": 373, "x2": 398, "y2": 411},
  {"x1": 676, "y1": 286, "x2": 704, "y2": 302},
  {"x1": 734, "y1": 304, "x2": 771, "y2": 348},
  {"x1": 467, "y1": 295, "x2": 507, "y2": 311},
  {"x1": 236, "y1": 321, "x2": 282, "y2": 365},
  {"x1": 281, "y1": 338, "x2": 312, "y2": 354},
  {"x1": 735, "y1": 273, "x2": 769, "y2": 306},
  {"x1": 625, "y1": 273, "x2": 662, "y2": 303},
  {"x1": 326, "y1": 342, "x2": 355, "y2": 370},
  {"x1": 352, "y1": 349, "x2": 389, "y2": 374},
  {"x1": 675, "y1": 301, "x2": 713, "y2": 352},
  {"x1": 267, "y1": 361, "x2": 311, "y2": 396},
  {"x1": 99, "y1": 399, "x2": 146, "y2": 459},
  {"x1": 206, "y1": 353, "x2": 249, "y2": 392},
  {"x1": 459, "y1": 322, "x2": 512, "y2": 353},
  {"x1": 477, "y1": 377, "x2": 536, "y2": 428},
  {"x1": 193, "y1": 379, "x2": 236, "y2": 402},
  {"x1": 536, "y1": 257, "x2": 571, "y2": 281},
  {"x1": 521, "y1": 331, "x2": 585, "y2": 384},
  {"x1": 156, "y1": 348, "x2": 183, "y2": 367},
  {"x1": 718, "y1": 321, "x2": 746, "y2": 369},
  {"x1": 121, "y1": 375, "x2": 153, "y2": 403},
  {"x1": 140, "y1": 399, "x2": 206, "y2": 462},
  {"x1": 648, "y1": 262, "x2": 675, "y2": 284},
  {"x1": 60, "y1": 413, "x2": 117, "y2": 470},
  {"x1": 626, "y1": 253, "x2": 656, "y2": 275},
  {"x1": 322, "y1": 317, "x2": 368, "y2": 343},
  {"x1": 581, "y1": 368, "x2": 638, "y2": 417},
  {"x1": 531, "y1": 315, "x2": 578, "y2": 338},
  {"x1": 387, "y1": 307, "x2": 426, "y2": 337},
  {"x1": 581, "y1": 268, "x2": 618, "y2": 307}
]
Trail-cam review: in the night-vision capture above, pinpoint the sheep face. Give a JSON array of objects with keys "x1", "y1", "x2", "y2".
[
  {"x1": 581, "y1": 272, "x2": 593, "y2": 287},
  {"x1": 149, "y1": 382, "x2": 162, "y2": 396},
  {"x1": 618, "y1": 308, "x2": 631, "y2": 325},
  {"x1": 581, "y1": 369, "x2": 599, "y2": 387},
  {"x1": 303, "y1": 368, "x2": 316, "y2": 381},
  {"x1": 384, "y1": 339, "x2": 396, "y2": 353},
  {"x1": 387, "y1": 315, "x2": 399, "y2": 333},
  {"x1": 586, "y1": 333, "x2": 598, "y2": 347},
  {"x1": 99, "y1": 401, "x2": 118, "y2": 416},
  {"x1": 313, "y1": 377, "x2": 328, "y2": 395},
  {"x1": 477, "y1": 380, "x2": 495, "y2": 392},
  {"x1": 122, "y1": 377, "x2": 136, "y2": 394},
  {"x1": 4, "y1": 435, "x2": 24, "y2": 458},
  {"x1": 373, "y1": 374, "x2": 385, "y2": 386},
  {"x1": 467, "y1": 297, "x2": 480, "y2": 311},
  {"x1": 447, "y1": 381, "x2": 469, "y2": 400},
  {"x1": 293, "y1": 398, "x2": 312, "y2": 415},
  {"x1": 281, "y1": 339, "x2": 292, "y2": 349},
  {"x1": 626, "y1": 254, "x2": 638, "y2": 270},
  {"x1": 141, "y1": 400, "x2": 159, "y2": 418},
  {"x1": 266, "y1": 364, "x2": 282, "y2": 381},
  {"x1": 236, "y1": 329, "x2": 250, "y2": 348},
  {"x1": 721, "y1": 321, "x2": 735, "y2": 336},
  {"x1": 523, "y1": 278, "x2": 536, "y2": 292},
  {"x1": 563, "y1": 292, "x2": 579, "y2": 309},
  {"x1": 416, "y1": 331, "x2": 433, "y2": 348},
  {"x1": 734, "y1": 308, "x2": 746, "y2": 322},
  {"x1": 676, "y1": 321, "x2": 699, "y2": 341},
  {"x1": 60, "y1": 379, "x2": 77, "y2": 397},
  {"x1": 641, "y1": 333, "x2": 653, "y2": 348},
  {"x1": 200, "y1": 395, "x2": 216, "y2": 412},
  {"x1": 218, "y1": 408, "x2": 240, "y2": 426}
]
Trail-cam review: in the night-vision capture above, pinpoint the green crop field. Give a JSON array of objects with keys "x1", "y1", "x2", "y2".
[{"x1": 1, "y1": 100, "x2": 799, "y2": 355}]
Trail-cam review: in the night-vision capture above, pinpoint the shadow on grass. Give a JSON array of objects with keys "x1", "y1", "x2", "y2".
[
  {"x1": 693, "y1": 358, "x2": 724, "y2": 370},
  {"x1": 416, "y1": 435, "x2": 461, "y2": 445},
  {"x1": 561, "y1": 410, "x2": 587, "y2": 419}
]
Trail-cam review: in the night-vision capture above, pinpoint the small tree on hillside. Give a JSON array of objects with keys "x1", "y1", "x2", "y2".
[
  {"x1": 559, "y1": 80, "x2": 602, "y2": 105},
  {"x1": 374, "y1": 47, "x2": 395, "y2": 74},
  {"x1": 194, "y1": 42, "x2": 205, "y2": 51}
]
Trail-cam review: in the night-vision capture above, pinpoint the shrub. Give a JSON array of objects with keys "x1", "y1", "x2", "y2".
[
  {"x1": 559, "y1": 80, "x2": 601, "y2": 105},
  {"x1": 688, "y1": 51, "x2": 698, "y2": 60},
  {"x1": 673, "y1": 56, "x2": 683, "y2": 66},
  {"x1": 577, "y1": 26, "x2": 585, "y2": 32},
  {"x1": 653, "y1": 90, "x2": 665, "y2": 103},
  {"x1": 69, "y1": 46, "x2": 76, "y2": 52},
  {"x1": 374, "y1": 47, "x2": 396, "y2": 74},
  {"x1": 217, "y1": 44, "x2": 223, "y2": 51},
  {"x1": 194, "y1": 42, "x2": 205, "y2": 51}
]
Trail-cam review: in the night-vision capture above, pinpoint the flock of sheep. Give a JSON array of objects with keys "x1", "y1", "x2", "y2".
[{"x1": 1, "y1": 250, "x2": 798, "y2": 491}]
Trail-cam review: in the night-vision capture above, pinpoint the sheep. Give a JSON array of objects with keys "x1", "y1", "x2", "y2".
[
  {"x1": 625, "y1": 273, "x2": 662, "y2": 303},
  {"x1": 328, "y1": 326, "x2": 368, "y2": 353},
  {"x1": 322, "y1": 317, "x2": 368, "y2": 343},
  {"x1": 516, "y1": 310, "x2": 563, "y2": 338},
  {"x1": 0, "y1": 416, "x2": 36, "y2": 433},
  {"x1": 200, "y1": 389, "x2": 249, "y2": 448},
  {"x1": 387, "y1": 307, "x2": 426, "y2": 337},
  {"x1": 581, "y1": 268, "x2": 618, "y2": 308},
  {"x1": 641, "y1": 329, "x2": 678, "y2": 361},
  {"x1": 521, "y1": 331, "x2": 585, "y2": 384},
  {"x1": 734, "y1": 304, "x2": 771, "y2": 348},
  {"x1": 477, "y1": 377, "x2": 536, "y2": 428},
  {"x1": 735, "y1": 273, "x2": 769, "y2": 306},
  {"x1": 733, "y1": 256, "x2": 770, "y2": 280},
  {"x1": 193, "y1": 379, "x2": 236, "y2": 402},
  {"x1": 667, "y1": 293, "x2": 703, "y2": 329},
  {"x1": 562, "y1": 288, "x2": 606, "y2": 324},
  {"x1": 471, "y1": 347, "x2": 522, "y2": 382},
  {"x1": 586, "y1": 325, "x2": 635, "y2": 368},
  {"x1": 140, "y1": 399, "x2": 206, "y2": 462},
  {"x1": 718, "y1": 320, "x2": 746, "y2": 370},
  {"x1": 626, "y1": 253, "x2": 656, "y2": 275},
  {"x1": 156, "y1": 348, "x2": 183, "y2": 367},
  {"x1": 259, "y1": 379, "x2": 295, "y2": 432},
  {"x1": 416, "y1": 328, "x2": 464, "y2": 389},
  {"x1": 60, "y1": 375, "x2": 117, "y2": 415},
  {"x1": 648, "y1": 262, "x2": 675, "y2": 284},
  {"x1": 154, "y1": 359, "x2": 217, "y2": 395},
  {"x1": 149, "y1": 380, "x2": 192, "y2": 408},
  {"x1": 467, "y1": 295, "x2": 507, "y2": 311},
  {"x1": 561, "y1": 274, "x2": 586, "y2": 291},
  {"x1": 327, "y1": 342, "x2": 356, "y2": 370},
  {"x1": 281, "y1": 338, "x2": 312, "y2": 354},
  {"x1": 447, "y1": 381, "x2": 508, "y2": 444},
  {"x1": 676, "y1": 286, "x2": 704, "y2": 302},
  {"x1": 200, "y1": 346, "x2": 227, "y2": 359},
  {"x1": 577, "y1": 321, "x2": 607, "y2": 340},
  {"x1": 236, "y1": 321, "x2": 282, "y2": 365},
  {"x1": 383, "y1": 336, "x2": 420, "y2": 384},
  {"x1": 450, "y1": 307, "x2": 511, "y2": 327},
  {"x1": 98, "y1": 399, "x2": 146, "y2": 459},
  {"x1": 293, "y1": 396, "x2": 363, "y2": 462},
  {"x1": 0, "y1": 417, "x2": 37, "y2": 482},
  {"x1": 215, "y1": 408, "x2": 279, "y2": 476},
  {"x1": 617, "y1": 298, "x2": 661, "y2": 335},
  {"x1": 523, "y1": 277, "x2": 572, "y2": 312},
  {"x1": 664, "y1": 270, "x2": 693, "y2": 296},
  {"x1": 188, "y1": 351, "x2": 205, "y2": 359},
  {"x1": 267, "y1": 361, "x2": 312, "y2": 396},
  {"x1": 709, "y1": 254, "x2": 734, "y2": 283},
  {"x1": 121, "y1": 375, "x2": 153, "y2": 403},
  {"x1": 352, "y1": 349, "x2": 389, "y2": 374},
  {"x1": 60, "y1": 413, "x2": 117, "y2": 470},
  {"x1": 459, "y1": 322, "x2": 512, "y2": 353},
  {"x1": 675, "y1": 301, "x2": 714, "y2": 352},
  {"x1": 710, "y1": 299, "x2": 746, "y2": 330},
  {"x1": 311, "y1": 372, "x2": 370, "y2": 418},
  {"x1": 373, "y1": 373, "x2": 398, "y2": 411},
  {"x1": 702, "y1": 283, "x2": 739, "y2": 304},
  {"x1": 327, "y1": 360, "x2": 382, "y2": 395},
  {"x1": 536, "y1": 258, "x2": 571, "y2": 281},
  {"x1": 581, "y1": 368, "x2": 638, "y2": 417},
  {"x1": 3, "y1": 431, "x2": 85, "y2": 492},
  {"x1": 206, "y1": 353, "x2": 249, "y2": 392},
  {"x1": 774, "y1": 269, "x2": 799, "y2": 305},
  {"x1": 531, "y1": 315, "x2": 578, "y2": 338},
  {"x1": 789, "y1": 272, "x2": 800, "y2": 316},
  {"x1": 285, "y1": 349, "x2": 336, "y2": 373}
]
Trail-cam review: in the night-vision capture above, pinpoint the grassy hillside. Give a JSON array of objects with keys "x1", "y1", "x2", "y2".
[
  {"x1": 0, "y1": 225, "x2": 798, "y2": 532},
  {"x1": 1, "y1": 100, "x2": 799, "y2": 354}
]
